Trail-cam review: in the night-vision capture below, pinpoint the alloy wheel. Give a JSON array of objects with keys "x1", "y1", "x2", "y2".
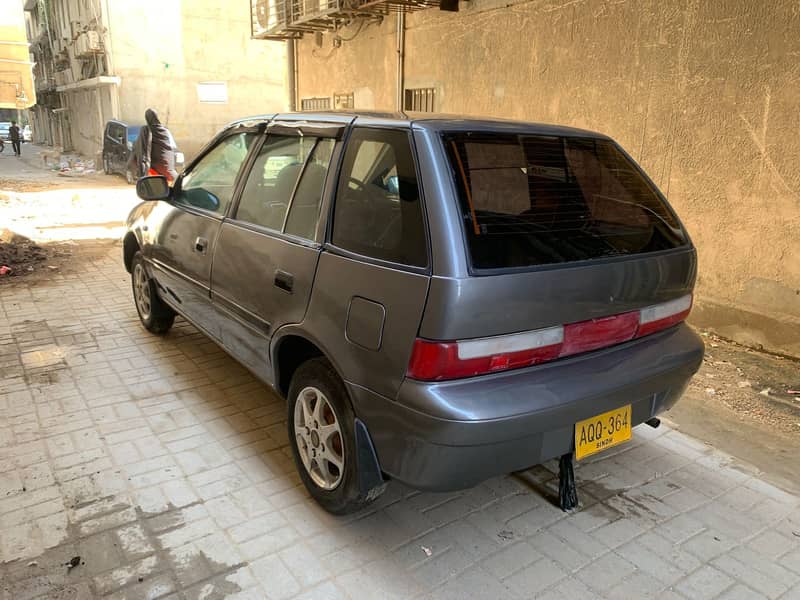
[
  {"x1": 133, "y1": 262, "x2": 152, "y2": 320},
  {"x1": 294, "y1": 386, "x2": 345, "y2": 490}
]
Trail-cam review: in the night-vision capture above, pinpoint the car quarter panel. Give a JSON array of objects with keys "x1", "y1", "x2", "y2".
[
  {"x1": 411, "y1": 128, "x2": 471, "y2": 278},
  {"x1": 301, "y1": 252, "x2": 429, "y2": 399}
]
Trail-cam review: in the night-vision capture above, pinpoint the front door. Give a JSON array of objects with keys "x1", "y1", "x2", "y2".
[
  {"x1": 211, "y1": 125, "x2": 341, "y2": 381},
  {"x1": 148, "y1": 130, "x2": 258, "y2": 336}
]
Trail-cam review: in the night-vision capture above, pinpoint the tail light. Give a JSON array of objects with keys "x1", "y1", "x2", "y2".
[
  {"x1": 636, "y1": 294, "x2": 693, "y2": 337},
  {"x1": 407, "y1": 294, "x2": 693, "y2": 382}
]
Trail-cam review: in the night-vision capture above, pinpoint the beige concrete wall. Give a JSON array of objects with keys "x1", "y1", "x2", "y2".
[
  {"x1": 297, "y1": 20, "x2": 396, "y2": 110},
  {"x1": 0, "y1": 0, "x2": 35, "y2": 109},
  {"x1": 107, "y1": 0, "x2": 288, "y2": 159},
  {"x1": 296, "y1": 1, "x2": 800, "y2": 357}
]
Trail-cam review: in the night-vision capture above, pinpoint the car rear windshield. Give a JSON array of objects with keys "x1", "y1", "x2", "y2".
[{"x1": 444, "y1": 132, "x2": 688, "y2": 270}]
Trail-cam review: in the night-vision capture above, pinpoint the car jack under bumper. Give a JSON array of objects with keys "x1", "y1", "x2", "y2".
[{"x1": 558, "y1": 452, "x2": 578, "y2": 512}]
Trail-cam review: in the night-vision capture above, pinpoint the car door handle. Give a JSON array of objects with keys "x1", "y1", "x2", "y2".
[
  {"x1": 274, "y1": 270, "x2": 294, "y2": 293},
  {"x1": 194, "y1": 237, "x2": 208, "y2": 254}
]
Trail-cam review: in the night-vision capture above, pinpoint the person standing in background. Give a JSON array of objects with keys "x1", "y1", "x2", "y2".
[
  {"x1": 9, "y1": 121, "x2": 21, "y2": 157},
  {"x1": 135, "y1": 109, "x2": 178, "y2": 184}
]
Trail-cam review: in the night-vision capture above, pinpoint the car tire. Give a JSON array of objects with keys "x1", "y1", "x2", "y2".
[
  {"x1": 287, "y1": 358, "x2": 382, "y2": 514},
  {"x1": 131, "y1": 251, "x2": 175, "y2": 334},
  {"x1": 103, "y1": 157, "x2": 111, "y2": 175}
]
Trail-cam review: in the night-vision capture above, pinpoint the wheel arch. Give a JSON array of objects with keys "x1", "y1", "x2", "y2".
[
  {"x1": 123, "y1": 231, "x2": 141, "y2": 273},
  {"x1": 277, "y1": 332, "x2": 387, "y2": 505},
  {"x1": 272, "y1": 332, "x2": 331, "y2": 399}
]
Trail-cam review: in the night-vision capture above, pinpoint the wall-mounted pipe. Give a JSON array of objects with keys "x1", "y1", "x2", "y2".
[
  {"x1": 287, "y1": 38, "x2": 297, "y2": 111},
  {"x1": 396, "y1": 13, "x2": 405, "y2": 112}
]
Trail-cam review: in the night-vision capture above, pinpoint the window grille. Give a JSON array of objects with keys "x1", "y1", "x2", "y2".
[
  {"x1": 404, "y1": 87, "x2": 435, "y2": 112},
  {"x1": 300, "y1": 96, "x2": 331, "y2": 111},
  {"x1": 333, "y1": 92, "x2": 354, "y2": 109}
]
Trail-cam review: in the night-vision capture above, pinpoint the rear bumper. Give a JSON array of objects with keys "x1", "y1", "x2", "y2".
[{"x1": 347, "y1": 323, "x2": 704, "y2": 491}]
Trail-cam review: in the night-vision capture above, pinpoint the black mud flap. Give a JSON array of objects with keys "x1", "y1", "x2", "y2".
[
  {"x1": 558, "y1": 452, "x2": 579, "y2": 512},
  {"x1": 354, "y1": 418, "x2": 387, "y2": 501}
]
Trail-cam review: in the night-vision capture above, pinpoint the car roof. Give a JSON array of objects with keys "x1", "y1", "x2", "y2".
[{"x1": 226, "y1": 111, "x2": 609, "y2": 139}]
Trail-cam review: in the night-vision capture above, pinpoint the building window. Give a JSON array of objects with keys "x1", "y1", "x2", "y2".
[
  {"x1": 301, "y1": 96, "x2": 331, "y2": 111},
  {"x1": 333, "y1": 92, "x2": 354, "y2": 109},
  {"x1": 404, "y1": 88, "x2": 435, "y2": 112}
]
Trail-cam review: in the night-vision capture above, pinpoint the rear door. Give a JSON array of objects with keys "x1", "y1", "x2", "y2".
[
  {"x1": 303, "y1": 126, "x2": 431, "y2": 398},
  {"x1": 210, "y1": 122, "x2": 342, "y2": 381},
  {"x1": 148, "y1": 129, "x2": 258, "y2": 335}
]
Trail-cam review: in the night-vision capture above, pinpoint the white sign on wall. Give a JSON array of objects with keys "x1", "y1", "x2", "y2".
[{"x1": 197, "y1": 81, "x2": 228, "y2": 104}]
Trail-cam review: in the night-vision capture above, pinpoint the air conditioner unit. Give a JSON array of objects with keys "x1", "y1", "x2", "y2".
[
  {"x1": 85, "y1": 30, "x2": 101, "y2": 52},
  {"x1": 251, "y1": 0, "x2": 301, "y2": 39},
  {"x1": 75, "y1": 32, "x2": 88, "y2": 56},
  {"x1": 75, "y1": 30, "x2": 102, "y2": 56}
]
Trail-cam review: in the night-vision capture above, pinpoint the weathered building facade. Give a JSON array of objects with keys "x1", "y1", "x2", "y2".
[
  {"x1": 0, "y1": 0, "x2": 35, "y2": 111},
  {"x1": 282, "y1": 0, "x2": 800, "y2": 358},
  {"x1": 25, "y1": 0, "x2": 287, "y2": 159}
]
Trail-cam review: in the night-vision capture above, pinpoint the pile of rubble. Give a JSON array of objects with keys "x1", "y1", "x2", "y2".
[{"x1": 0, "y1": 228, "x2": 49, "y2": 277}]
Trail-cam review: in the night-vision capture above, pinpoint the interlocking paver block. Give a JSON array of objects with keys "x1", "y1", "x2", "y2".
[
  {"x1": 2, "y1": 245, "x2": 800, "y2": 599},
  {"x1": 506, "y1": 557, "x2": 568, "y2": 596},
  {"x1": 674, "y1": 565, "x2": 736, "y2": 600}
]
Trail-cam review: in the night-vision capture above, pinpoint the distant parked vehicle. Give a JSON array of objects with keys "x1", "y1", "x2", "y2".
[
  {"x1": 103, "y1": 119, "x2": 184, "y2": 184},
  {"x1": 0, "y1": 122, "x2": 9, "y2": 152},
  {"x1": 22, "y1": 125, "x2": 32, "y2": 142}
]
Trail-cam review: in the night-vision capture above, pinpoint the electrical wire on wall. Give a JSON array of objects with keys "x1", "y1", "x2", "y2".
[{"x1": 311, "y1": 14, "x2": 382, "y2": 59}]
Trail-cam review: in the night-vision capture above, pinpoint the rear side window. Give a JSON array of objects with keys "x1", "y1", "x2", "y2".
[
  {"x1": 285, "y1": 138, "x2": 335, "y2": 240},
  {"x1": 445, "y1": 133, "x2": 688, "y2": 270},
  {"x1": 332, "y1": 128, "x2": 427, "y2": 267},
  {"x1": 236, "y1": 135, "x2": 334, "y2": 241}
]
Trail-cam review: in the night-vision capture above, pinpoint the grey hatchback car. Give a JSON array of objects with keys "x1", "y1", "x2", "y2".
[{"x1": 124, "y1": 112, "x2": 703, "y2": 514}]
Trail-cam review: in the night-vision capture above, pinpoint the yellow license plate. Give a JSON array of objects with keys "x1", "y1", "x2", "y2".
[{"x1": 575, "y1": 404, "x2": 632, "y2": 460}]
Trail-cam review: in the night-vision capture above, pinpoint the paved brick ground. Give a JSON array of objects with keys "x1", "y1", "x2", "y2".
[{"x1": 1, "y1": 244, "x2": 799, "y2": 599}]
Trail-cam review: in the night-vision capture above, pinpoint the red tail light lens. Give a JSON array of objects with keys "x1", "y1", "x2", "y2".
[
  {"x1": 561, "y1": 311, "x2": 640, "y2": 356},
  {"x1": 407, "y1": 327, "x2": 563, "y2": 381},
  {"x1": 407, "y1": 294, "x2": 692, "y2": 382}
]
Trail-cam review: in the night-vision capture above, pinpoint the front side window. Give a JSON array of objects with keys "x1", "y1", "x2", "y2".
[
  {"x1": 332, "y1": 128, "x2": 427, "y2": 267},
  {"x1": 175, "y1": 132, "x2": 256, "y2": 215},
  {"x1": 236, "y1": 135, "x2": 333, "y2": 238},
  {"x1": 445, "y1": 133, "x2": 688, "y2": 270}
]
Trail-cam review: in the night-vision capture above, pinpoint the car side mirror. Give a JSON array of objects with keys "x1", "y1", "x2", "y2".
[{"x1": 136, "y1": 176, "x2": 170, "y2": 201}]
